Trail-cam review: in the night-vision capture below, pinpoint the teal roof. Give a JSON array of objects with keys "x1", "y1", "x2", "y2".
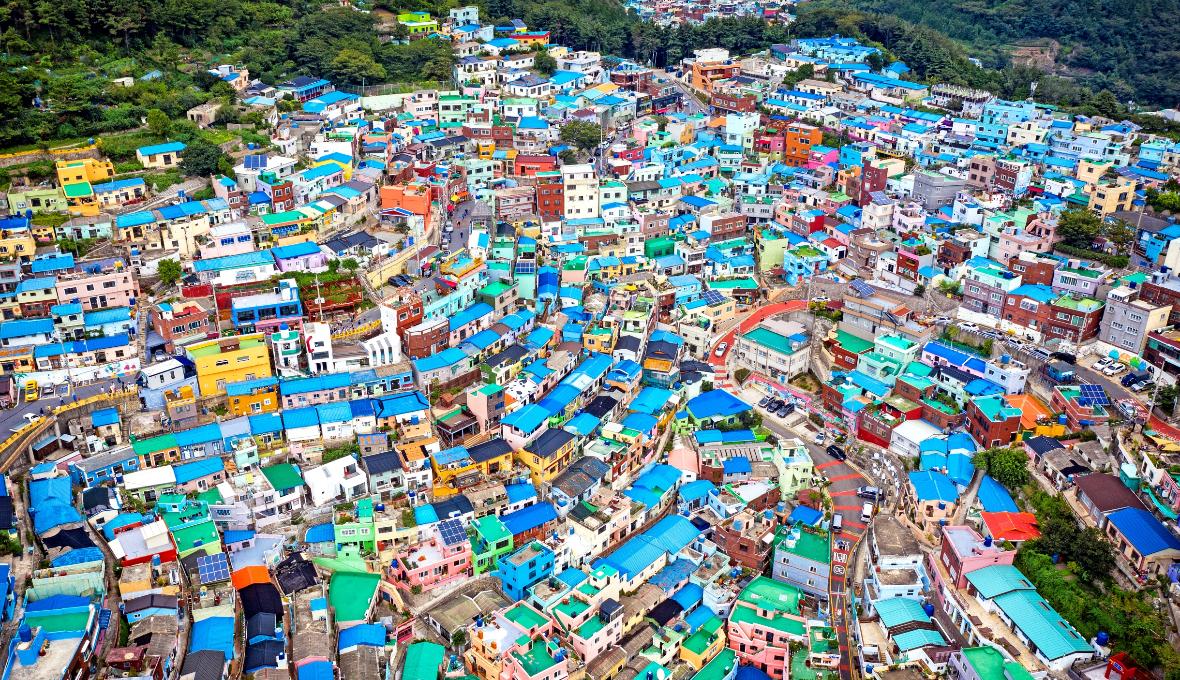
[
  {"x1": 874, "y1": 598, "x2": 930, "y2": 629},
  {"x1": 964, "y1": 564, "x2": 1034, "y2": 600},
  {"x1": 993, "y1": 589, "x2": 1092, "y2": 660},
  {"x1": 894, "y1": 628, "x2": 947, "y2": 652}
]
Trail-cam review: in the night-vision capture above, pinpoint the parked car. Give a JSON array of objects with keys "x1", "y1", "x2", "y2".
[
  {"x1": 758, "y1": 396, "x2": 770, "y2": 407},
  {"x1": 714, "y1": 342, "x2": 728, "y2": 357},
  {"x1": 813, "y1": 432, "x2": 826, "y2": 445},
  {"x1": 1133, "y1": 381, "x2": 1155, "y2": 393},
  {"x1": 857, "y1": 485, "x2": 884, "y2": 500},
  {"x1": 959, "y1": 321, "x2": 978, "y2": 330},
  {"x1": 1051, "y1": 351, "x2": 1077, "y2": 364},
  {"x1": 1094, "y1": 357, "x2": 1115, "y2": 371},
  {"x1": 826, "y1": 445, "x2": 846, "y2": 461},
  {"x1": 1103, "y1": 363, "x2": 1127, "y2": 377},
  {"x1": 812, "y1": 295, "x2": 830, "y2": 303}
]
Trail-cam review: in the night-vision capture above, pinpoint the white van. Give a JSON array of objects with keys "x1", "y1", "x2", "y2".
[
  {"x1": 860, "y1": 502, "x2": 874, "y2": 523},
  {"x1": 832, "y1": 513, "x2": 843, "y2": 533}
]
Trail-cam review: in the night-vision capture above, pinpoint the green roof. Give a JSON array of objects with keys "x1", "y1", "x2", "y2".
[
  {"x1": 553, "y1": 595, "x2": 590, "y2": 619},
  {"x1": 330, "y1": 571, "x2": 380, "y2": 623},
  {"x1": 737, "y1": 576, "x2": 803, "y2": 613},
  {"x1": 196, "y1": 488, "x2": 223, "y2": 504},
  {"x1": 835, "y1": 330, "x2": 873, "y2": 354},
  {"x1": 731, "y1": 603, "x2": 806, "y2": 636},
  {"x1": 972, "y1": 395, "x2": 1021, "y2": 423},
  {"x1": 878, "y1": 334, "x2": 916, "y2": 351},
  {"x1": 513, "y1": 641, "x2": 558, "y2": 676},
  {"x1": 961, "y1": 646, "x2": 1036, "y2": 680},
  {"x1": 964, "y1": 564, "x2": 1034, "y2": 600},
  {"x1": 742, "y1": 327, "x2": 803, "y2": 356},
  {"x1": 261, "y1": 463, "x2": 304, "y2": 491},
  {"x1": 1053, "y1": 294, "x2": 1103, "y2": 312},
  {"x1": 131, "y1": 433, "x2": 178, "y2": 456},
  {"x1": 480, "y1": 281, "x2": 513, "y2": 296},
  {"x1": 504, "y1": 604, "x2": 548, "y2": 631},
  {"x1": 25, "y1": 608, "x2": 92, "y2": 632},
  {"x1": 576, "y1": 614, "x2": 606, "y2": 639},
  {"x1": 472, "y1": 515, "x2": 511, "y2": 543},
  {"x1": 693, "y1": 649, "x2": 736, "y2": 680},
  {"x1": 404, "y1": 642, "x2": 446, "y2": 680},
  {"x1": 775, "y1": 526, "x2": 830, "y2": 564},
  {"x1": 62, "y1": 182, "x2": 93, "y2": 198},
  {"x1": 170, "y1": 518, "x2": 221, "y2": 554},
  {"x1": 683, "y1": 616, "x2": 723, "y2": 654}
]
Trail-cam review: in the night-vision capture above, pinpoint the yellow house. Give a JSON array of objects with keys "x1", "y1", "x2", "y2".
[
  {"x1": 1087, "y1": 177, "x2": 1135, "y2": 216},
  {"x1": 186, "y1": 333, "x2": 273, "y2": 396},
  {"x1": 679, "y1": 616, "x2": 726, "y2": 671},
  {"x1": 0, "y1": 223, "x2": 36, "y2": 263},
  {"x1": 431, "y1": 440, "x2": 514, "y2": 495},
  {"x1": 57, "y1": 158, "x2": 114, "y2": 217},
  {"x1": 518, "y1": 428, "x2": 577, "y2": 484},
  {"x1": 57, "y1": 158, "x2": 115, "y2": 186},
  {"x1": 582, "y1": 325, "x2": 615, "y2": 354}
]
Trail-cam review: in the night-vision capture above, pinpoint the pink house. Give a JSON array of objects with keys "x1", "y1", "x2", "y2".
[
  {"x1": 388, "y1": 522, "x2": 472, "y2": 591},
  {"x1": 272, "y1": 241, "x2": 328, "y2": 273},
  {"x1": 727, "y1": 577, "x2": 806, "y2": 680},
  {"x1": 55, "y1": 262, "x2": 140, "y2": 311},
  {"x1": 935, "y1": 525, "x2": 1015, "y2": 590},
  {"x1": 805, "y1": 146, "x2": 838, "y2": 170},
  {"x1": 200, "y1": 222, "x2": 255, "y2": 260}
]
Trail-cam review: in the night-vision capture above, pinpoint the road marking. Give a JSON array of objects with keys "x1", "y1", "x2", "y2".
[
  {"x1": 833, "y1": 504, "x2": 863, "y2": 511},
  {"x1": 816, "y1": 460, "x2": 844, "y2": 470},
  {"x1": 826, "y1": 472, "x2": 862, "y2": 482},
  {"x1": 844, "y1": 520, "x2": 867, "y2": 530},
  {"x1": 830, "y1": 489, "x2": 859, "y2": 496}
]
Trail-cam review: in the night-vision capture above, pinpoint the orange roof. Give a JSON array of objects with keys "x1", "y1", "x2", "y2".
[
  {"x1": 1007, "y1": 393, "x2": 1049, "y2": 430},
  {"x1": 231, "y1": 565, "x2": 272, "y2": 590},
  {"x1": 980, "y1": 511, "x2": 1040, "y2": 542}
]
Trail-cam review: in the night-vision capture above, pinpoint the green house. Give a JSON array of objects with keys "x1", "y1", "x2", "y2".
[{"x1": 470, "y1": 515, "x2": 513, "y2": 574}]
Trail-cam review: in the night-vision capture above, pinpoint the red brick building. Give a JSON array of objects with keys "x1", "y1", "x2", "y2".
[
  {"x1": 965, "y1": 395, "x2": 1022, "y2": 448},
  {"x1": 514, "y1": 154, "x2": 558, "y2": 177},
  {"x1": 535, "y1": 172, "x2": 564, "y2": 223},
  {"x1": 403, "y1": 316, "x2": 448, "y2": 359}
]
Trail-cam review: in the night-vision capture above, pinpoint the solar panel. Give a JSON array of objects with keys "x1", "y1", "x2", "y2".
[
  {"x1": 197, "y1": 553, "x2": 231, "y2": 584},
  {"x1": 1078, "y1": 384, "x2": 1109, "y2": 407},
  {"x1": 702, "y1": 290, "x2": 726, "y2": 305},
  {"x1": 244, "y1": 154, "x2": 268, "y2": 170},
  {"x1": 850, "y1": 279, "x2": 875, "y2": 298},
  {"x1": 438, "y1": 518, "x2": 467, "y2": 547}
]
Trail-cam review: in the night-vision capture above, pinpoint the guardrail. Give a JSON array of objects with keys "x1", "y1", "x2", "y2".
[{"x1": 0, "y1": 388, "x2": 137, "y2": 473}]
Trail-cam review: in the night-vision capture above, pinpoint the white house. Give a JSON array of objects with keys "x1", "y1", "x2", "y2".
[{"x1": 304, "y1": 455, "x2": 369, "y2": 506}]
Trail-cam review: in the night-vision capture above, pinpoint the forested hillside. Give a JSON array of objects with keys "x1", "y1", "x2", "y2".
[{"x1": 818, "y1": 0, "x2": 1180, "y2": 106}]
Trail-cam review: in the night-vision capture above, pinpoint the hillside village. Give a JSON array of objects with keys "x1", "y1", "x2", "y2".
[{"x1": 1, "y1": 7, "x2": 1180, "y2": 680}]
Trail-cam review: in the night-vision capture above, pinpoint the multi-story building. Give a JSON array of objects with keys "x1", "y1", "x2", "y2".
[
  {"x1": 388, "y1": 518, "x2": 472, "y2": 592},
  {"x1": 731, "y1": 320, "x2": 809, "y2": 384},
  {"x1": 562, "y1": 163, "x2": 599, "y2": 220},
  {"x1": 495, "y1": 541, "x2": 555, "y2": 601},
  {"x1": 771, "y1": 524, "x2": 831, "y2": 601},
  {"x1": 1099, "y1": 285, "x2": 1171, "y2": 355},
  {"x1": 54, "y1": 260, "x2": 141, "y2": 311},
  {"x1": 186, "y1": 333, "x2": 273, "y2": 396},
  {"x1": 727, "y1": 577, "x2": 807, "y2": 679}
]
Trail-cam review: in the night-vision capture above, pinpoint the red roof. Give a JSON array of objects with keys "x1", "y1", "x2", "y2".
[
  {"x1": 980, "y1": 511, "x2": 1040, "y2": 542},
  {"x1": 822, "y1": 238, "x2": 842, "y2": 248}
]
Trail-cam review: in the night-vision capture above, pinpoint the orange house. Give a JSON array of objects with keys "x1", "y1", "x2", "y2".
[
  {"x1": 691, "y1": 61, "x2": 741, "y2": 93},
  {"x1": 513, "y1": 32, "x2": 550, "y2": 48},
  {"x1": 380, "y1": 183, "x2": 435, "y2": 235},
  {"x1": 226, "y1": 377, "x2": 279, "y2": 417},
  {"x1": 784, "y1": 123, "x2": 822, "y2": 167}
]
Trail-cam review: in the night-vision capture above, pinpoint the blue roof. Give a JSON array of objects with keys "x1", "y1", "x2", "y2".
[
  {"x1": 30, "y1": 254, "x2": 74, "y2": 274},
  {"x1": 501, "y1": 502, "x2": 558, "y2": 535},
  {"x1": 413, "y1": 347, "x2": 467, "y2": 373},
  {"x1": 685, "y1": 390, "x2": 750, "y2": 419},
  {"x1": 173, "y1": 457, "x2": 226, "y2": 485},
  {"x1": 723, "y1": 456, "x2": 752, "y2": 474},
  {"x1": 679, "y1": 479, "x2": 716, "y2": 503},
  {"x1": 138, "y1": 141, "x2": 186, "y2": 156},
  {"x1": 1107, "y1": 507, "x2": 1180, "y2": 555},
  {"x1": 84, "y1": 306, "x2": 132, "y2": 327},
  {"x1": 193, "y1": 250, "x2": 274, "y2": 273},
  {"x1": 505, "y1": 482, "x2": 537, "y2": 504},
  {"x1": 305, "y1": 522, "x2": 334, "y2": 543},
  {"x1": 116, "y1": 211, "x2": 156, "y2": 228},
  {"x1": 271, "y1": 241, "x2": 322, "y2": 259},
  {"x1": 977, "y1": 475, "x2": 1019, "y2": 512},
  {"x1": 908, "y1": 470, "x2": 959, "y2": 503},
  {"x1": 223, "y1": 529, "x2": 255, "y2": 544},
  {"x1": 15, "y1": 277, "x2": 56, "y2": 293},
  {"x1": 502, "y1": 404, "x2": 550, "y2": 434},
  {"x1": 90, "y1": 408, "x2": 120, "y2": 428},
  {"x1": 787, "y1": 506, "x2": 824, "y2": 527},
  {"x1": 1011, "y1": 284, "x2": 1057, "y2": 304},
  {"x1": 672, "y1": 582, "x2": 704, "y2": 610},
  {"x1": 338, "y1": 623, "x2": 386, "y2": 650},
  {"x1": 29, "y1": 476, "x2": 81, "y2": 535},
  {"x1": 190, "y1": 616, "x2": 235, "y2": 658}
]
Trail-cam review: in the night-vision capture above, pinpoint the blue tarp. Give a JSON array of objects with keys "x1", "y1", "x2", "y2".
[
  {"x1": 189, "y1": 616, "x2": 235, "y2": 659},
  {"x1": 29, "y1": 476, "x2": 82, "y2": 535}
]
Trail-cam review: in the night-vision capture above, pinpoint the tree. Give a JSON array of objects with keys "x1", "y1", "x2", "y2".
[
  {"x1": 157, "y1": 259, "x2": 182, "y2": 286},
  {"x1": 533, "y1": 50, "x2": 556, "y2": 76},
  {"x1": 560, "y1": 120, "x2": 602, "y2": 152},
  {"x1": 341, "y1": 258, "x2": 359, "y2": 272},
  {"x1": 180, "y1": 139, "x2": 226, "y2": 178},
  {"x1": 146, "y1": 108, "x2": 171, "y2": 137},
  {"x1": 913, "y1": 283, "x2": 926, "y2": 297},
  {"x1": 558, "y1": 148, "x2": 577, "y2": 164},
  {"x1": 979, "y1": 447, "x2": 1030, "y2": 489},
  {"x1": 1056, "y1": 208, "x2": 1104, "y2": 249},
  {"x1": 329, "y1": 47, "x2": 386, "y2": 85},
  {"x1": 1104, "y1": 219, "x2": 1135, "y2": 255}
]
